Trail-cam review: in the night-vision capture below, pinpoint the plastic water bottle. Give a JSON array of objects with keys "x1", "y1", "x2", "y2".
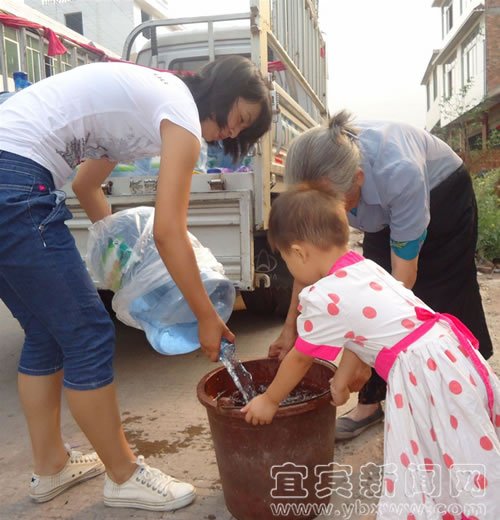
[
  {"x1": 13, "y1": 71, "x2": 32, "y2": 91},
  {"x1": 194, "y1": 139, "x2": 208, "y2": 173},
  {"x1": 128, "y1": 270, "x2": 235, "y2": 355},
  {"x1": 87, "y1": 206, "x2": 235, "y2": 356}
]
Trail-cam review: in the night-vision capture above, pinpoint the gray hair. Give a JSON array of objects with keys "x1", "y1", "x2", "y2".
[{"x1": 285, "y1": 110, "x2": 362, "y2": 194}]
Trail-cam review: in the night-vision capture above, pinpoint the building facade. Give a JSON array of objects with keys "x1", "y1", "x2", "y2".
[
  {"x1": 0, "y1": 0, "x2": 117, "y2": 91},
  {"x1": 25, "y1": 0, "x2": 170, "y2": 56},
  {"x1": 421, "y1": 0, "x2": 500, "y2": 150}
]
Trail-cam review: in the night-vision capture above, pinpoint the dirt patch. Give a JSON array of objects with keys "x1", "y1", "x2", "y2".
[{"x1": 122, "y1": 415, "x2": 212, "y2": 457}]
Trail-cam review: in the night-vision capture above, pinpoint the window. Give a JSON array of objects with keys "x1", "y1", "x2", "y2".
[
  {"x1": 65, "y1": 12, "x2": 84, "y2": 35},
  {"x1": 26, "y1": 34, "x2": 42, "y2": 83},
  {"x1": 461, "y1": 0, "x2": 474, "y2": 14},
  {"x1": 44, "y1": 55, "x2": 54, "y2": 77},
  {"x1": 426, "y1": 83, "x2": 431, "y2": 111},
  {"x1": 433, "y1": 68, "x2": 438, "y2": 100},
  {"x1": 140, "y1": 10, "x2": 152, "y2": 38},
  {"x1": 44, "y1": 43, "x2": 61, "y2": 77},
  {"x1": 4, "y1": 27, "x2": 20, "y2": 78},
  {"x1": 77, "y1": 51, "x2": 87, "y2": 67},
  {"x1": 462, "y1": 30, "x2": 479, "y2": 85},
  {"x1": 443, "y1": 1, "x2": 453, "y2": 35},
  {"x1": 443, "y1": 56, "x2": 456, "y2": 99},
  {"x1": 60, "y1": 54, "x2": 72, "y2": 72}
]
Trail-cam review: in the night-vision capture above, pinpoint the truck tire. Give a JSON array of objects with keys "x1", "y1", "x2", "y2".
[
  {"x1": 240, "y1": 286, "x2": 292, "y2": 317},
  {"x1": 272, "y1": 286, "x2": 293, "y2": 318},
  {"x1": 240, "y1": 287, "x2": 278, "y2": 315},
  {"x1": 241, "y1": 232, "x2": 293, "y2": 317}
]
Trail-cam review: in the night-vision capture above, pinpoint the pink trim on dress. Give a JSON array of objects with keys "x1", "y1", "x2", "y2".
[
  {"x1": 374, "y1": 306, "x2": 495, "y2": 419},
  {"x1": 327, "y1": 250, "x2": 364, "y2": 275},
  {"x1": 295, "y1": 337, "x2": 341, "y2": 361}
]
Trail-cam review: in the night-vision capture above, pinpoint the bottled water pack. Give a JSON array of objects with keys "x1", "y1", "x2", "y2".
[{"x1": 86, "y1": 206, "x2": 235, "y2": 355}]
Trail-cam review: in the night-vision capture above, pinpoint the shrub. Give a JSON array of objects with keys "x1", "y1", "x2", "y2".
[{"x1": 472, "y1": 169, "x2": 500, "y2": 261}]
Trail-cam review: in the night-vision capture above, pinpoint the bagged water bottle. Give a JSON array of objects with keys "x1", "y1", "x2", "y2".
[
  {"x1": 86, "y1": 207, "x2": 235, "y2": 355},
  {"x1": 194, "y1": 139, "x2": 208, "y2": 173}
]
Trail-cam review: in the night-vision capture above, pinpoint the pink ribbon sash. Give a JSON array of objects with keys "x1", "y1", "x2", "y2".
[{"x1": 374, "y1": 307, "x2": 494, "y2": 419}]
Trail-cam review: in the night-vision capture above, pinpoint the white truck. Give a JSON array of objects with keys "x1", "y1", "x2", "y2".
[{"x1": 67, "y1": 0, "x2": 329, "y2": 314}]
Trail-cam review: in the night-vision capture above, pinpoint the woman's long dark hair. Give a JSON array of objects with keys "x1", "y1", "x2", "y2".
[{"x1": 181, "y1": 55, "x2": 272, "y2": 162}]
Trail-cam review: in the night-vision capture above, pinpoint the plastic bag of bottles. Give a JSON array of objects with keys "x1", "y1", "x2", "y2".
[{"x1": 86, "y1": 206, "x2": 235, "y2": 355}]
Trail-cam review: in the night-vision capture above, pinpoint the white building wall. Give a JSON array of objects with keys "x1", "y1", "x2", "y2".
[
  {"x1": 425, "y1": 72, "x2": 442, "y2": 131},
  {"x1": 0, "y1": 0, "x2": 118, "y2": 91},
  {"x1": 439, "y1": 0, "x2": 482, "y2": 43},
  {"x1": 25, "y1": 0, "x2": 168, "y2": 55},
  {"x1": 440, "y1": 18, "x2": 486, "y2": 126},
  {"x1": 424, "y1": 1, "x2": 486, "y2": 130}
]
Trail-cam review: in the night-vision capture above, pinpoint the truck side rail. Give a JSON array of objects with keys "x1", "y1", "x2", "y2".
[
  {"x1": 268, "y1": 0, "x2": 327, "y2": 118},
  {"x1": 122, "y1": 13, "x2": 252, "y2": 65}
]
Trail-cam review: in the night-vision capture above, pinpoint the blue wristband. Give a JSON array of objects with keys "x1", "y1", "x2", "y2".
[{"x1": 390, "y1": 229, "x2": 428, "y2": 260}]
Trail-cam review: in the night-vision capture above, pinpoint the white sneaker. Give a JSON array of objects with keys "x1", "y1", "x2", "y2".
[
  {"x1": 30, "y1": 446, "x2": 105, "y2": 503},
  {"x1": 103, "y1": 455, "x2": 196, "y2": 511}
]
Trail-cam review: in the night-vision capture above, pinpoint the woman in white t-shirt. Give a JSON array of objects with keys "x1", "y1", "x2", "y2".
[{"x1": 0, "y1": 56, "x2": 271, "y2": 511}]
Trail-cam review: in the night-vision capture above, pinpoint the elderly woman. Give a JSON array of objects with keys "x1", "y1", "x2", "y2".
[{"x1": 270, "y1": 110, "x2": 493, "y2": 441}]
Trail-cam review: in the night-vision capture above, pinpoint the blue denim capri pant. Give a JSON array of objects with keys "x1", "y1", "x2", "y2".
[{"x1": 0, "y1": 150, "x2": 115, "y2": 390}]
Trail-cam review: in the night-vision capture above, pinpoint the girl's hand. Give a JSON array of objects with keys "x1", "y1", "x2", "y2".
[
  {"x1": 268, "y1": 324, "x2": 297, "y2": 360},
  {"x1": 198, "y1": 314, "x2": 235, "y2": 362},
  {"x1": 241, "y1": 393, "x2": 280, "y2": 425},
  {"x1": 330, "y1": 378, "x2": 350, "y2": 407}
]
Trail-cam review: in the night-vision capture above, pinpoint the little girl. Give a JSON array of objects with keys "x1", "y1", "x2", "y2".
[{"x1": 242, "y1": 181, "x2": 500, "y2": 520}]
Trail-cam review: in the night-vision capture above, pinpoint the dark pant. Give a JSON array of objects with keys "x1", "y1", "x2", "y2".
[
  {"x1": 0, "y1": 150, "x2": 115, "y2": 390},
  {"x1": 358, "y1": 164, "x2": 493, "y2": 404}
]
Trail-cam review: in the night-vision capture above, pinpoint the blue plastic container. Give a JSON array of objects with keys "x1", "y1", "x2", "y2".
[
  {"x1": 129, "y1": 270, "x2": 235, "y2": 355},
  {"x1": 13, "y1": 71, "x2": 31, "y2": 91}
]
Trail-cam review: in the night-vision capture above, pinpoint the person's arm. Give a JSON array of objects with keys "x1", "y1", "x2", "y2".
[
  {"x1": 154, "y1": 119, "x2": 234, "y2": 361},
  {"x1": 72, "y1": 158, "x2": 118, "y2": 223},
  {"x1": 268, "y1": 279, "x2": 305, "y2": 359},
  {"x1": 390, "y1": 252, "x2": 418, "y2": 289},
  {"x1": 384, "y1": 159, "x2": 429, "y2": 289},
  {"x1": 330, "y1": 349, "x2": 372, "y2": 406},
  {"x1": 241, "y1": 347, "x2": 314, "y2": 425}
]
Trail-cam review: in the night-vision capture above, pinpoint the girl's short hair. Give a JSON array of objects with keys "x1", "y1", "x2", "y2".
[
  {"x1": 285, "y1": 110, "x2": 361, "y2": 194},
  {"x1": 268, "y1": 179, "x2": 350, "y2": 252},
  {"x1": 181, "y1": 55, "x2": 272, "y2": 161}
]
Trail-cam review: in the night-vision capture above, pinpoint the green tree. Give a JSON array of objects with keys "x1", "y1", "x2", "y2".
[{"x1": 438, "y1": 83, "x2": 484, "y2": 159}]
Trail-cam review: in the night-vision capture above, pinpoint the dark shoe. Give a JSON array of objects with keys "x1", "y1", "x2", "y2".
[{"x1": 335, "y1": 405, "x2": 384, "y2": 441}]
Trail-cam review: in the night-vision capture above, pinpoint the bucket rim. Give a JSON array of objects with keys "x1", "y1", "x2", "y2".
[{"x1": 196, "y1": 357, "x2": 336, "y2": 419}]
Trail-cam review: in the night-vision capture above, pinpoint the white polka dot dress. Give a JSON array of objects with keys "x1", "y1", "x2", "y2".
[{"x1": 295, "y1": 251, "x2": 500, "y2": 519}]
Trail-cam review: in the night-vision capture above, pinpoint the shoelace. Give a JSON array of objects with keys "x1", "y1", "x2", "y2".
[
  {"x1": 64, "y1": 443, "x2": 100, "y2": 464},
  {"x1": 136, "y1": 455, "x2": 176, "y2": 496}
]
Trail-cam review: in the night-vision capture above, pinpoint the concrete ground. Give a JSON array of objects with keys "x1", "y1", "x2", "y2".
[{"x1": 0, "y1": 273, "x2": 498, "y2": 520}]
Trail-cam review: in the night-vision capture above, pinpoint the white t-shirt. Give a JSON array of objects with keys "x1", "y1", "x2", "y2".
[{"x1": 0, "y1": 62, "x2": 201, "y2": 188}]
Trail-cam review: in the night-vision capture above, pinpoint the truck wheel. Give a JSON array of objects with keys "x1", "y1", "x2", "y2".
[
  {"x1": 272, "y1": 286, "x2": 293, "y2": 318},
  {"x1": 243, "y1": 231, "x2": 294, "y2": 316},
  {"x1": 240, "y1": 287, "x2": 278, "y2": 315}
]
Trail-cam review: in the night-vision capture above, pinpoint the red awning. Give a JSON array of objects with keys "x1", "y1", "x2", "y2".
[{"x1": 0, "y1": 13, "x2": 68, "y2": 56}]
